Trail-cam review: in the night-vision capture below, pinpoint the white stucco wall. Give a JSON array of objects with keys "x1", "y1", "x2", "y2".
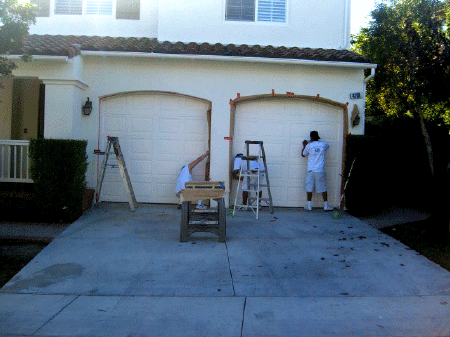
[
  {"x1": 27, "y1": 0, "x2": 351, "y2": 49},
  {"x1": 158, "y1": 0, "x2": 350, "y2": 49},
  {"x1": 12, "y1": 53, "x2": 370, "y2": 199},
  {"x1": 83, "y1": 55, "x2": 366, "y2": 191},
  {"x1": 29, "y1": 0, "x2": 159, "y2": 38},
  {"x1": 13, "y1": 57, "x2": 88, "y2": 140}
]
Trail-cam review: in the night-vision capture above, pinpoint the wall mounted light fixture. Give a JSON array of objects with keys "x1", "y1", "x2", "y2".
[
  {"x1": 352, "y1": 113, "x2": 360, "y2": 127},
  {"x1": 82, "y1": 97, "x2": 92, "y2": 115}
]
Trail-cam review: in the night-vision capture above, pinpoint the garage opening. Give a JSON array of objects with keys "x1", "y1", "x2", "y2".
[
  {"x1": 229, "y1": 94, "x2": 348, "y2": 208},
  {"x1": 99, "y1": 91, "x2": 211, "y2": 204}
]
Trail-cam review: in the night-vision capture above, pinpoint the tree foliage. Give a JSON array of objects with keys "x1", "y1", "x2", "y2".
[
  {"x1": 352, "y1": 0, "x2": 450, "y2": 176},
  {"x1": 354, "y1": 0, "x2": 450, "y2": 122},
  {"x1": 0, "y1": 0, "x2": 36, "y2": 76}
]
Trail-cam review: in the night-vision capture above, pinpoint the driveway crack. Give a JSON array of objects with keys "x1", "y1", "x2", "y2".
[
  {"x1": 225, "y1": 241, "x2": 236, "y2": 296},
  {"x1": 32, "y1": 295, "x2": 79, "y2": 335}
]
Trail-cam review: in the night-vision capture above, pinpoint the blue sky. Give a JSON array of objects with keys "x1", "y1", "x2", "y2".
[{"x1": 351, "y1": 0, "x2": 377, "y2": 35}]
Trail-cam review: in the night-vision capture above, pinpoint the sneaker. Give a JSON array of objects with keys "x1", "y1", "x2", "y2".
[
  {"x1": 304, "y1": 205, "x2": 312, "y2": 211},
  {"x1": 324, "y1": 204, "x2": 334, "y2": 211},
  {"x1": 196, "y1": 204, "x2": 207, "y2": 210}
]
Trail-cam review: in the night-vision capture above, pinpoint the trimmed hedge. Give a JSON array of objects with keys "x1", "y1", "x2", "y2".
[
  {"x1": 344, "y1": 127, "x2": 433, "y2": 216},
  {"x1": 29, "y1": 139, "x2": 88, "y2": 222}
]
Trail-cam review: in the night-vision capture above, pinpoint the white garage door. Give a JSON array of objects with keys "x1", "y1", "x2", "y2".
[
  {"x1": 232, "y1": 98, "x2": 344, "y2": 208},
  {"x1": 99, "y1": 92, "x2": 210, "y2": 203}
]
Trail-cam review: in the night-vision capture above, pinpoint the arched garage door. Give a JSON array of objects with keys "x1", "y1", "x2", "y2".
[
  {"x1": 99, "y1": 92, "x2": 211, "y2": 204},
  {"x1": 232, "y1": 97, "x2": 346, "y2": 208}
]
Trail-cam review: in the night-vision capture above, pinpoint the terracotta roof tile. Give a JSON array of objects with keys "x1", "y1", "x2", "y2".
[{"x1": 14, "y1": 34, "x2": 372, "y2": 64}]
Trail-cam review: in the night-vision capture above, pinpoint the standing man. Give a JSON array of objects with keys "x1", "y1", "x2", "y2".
[{"x1": 301, "y1": 131, "x2": 333, "y2": 211}]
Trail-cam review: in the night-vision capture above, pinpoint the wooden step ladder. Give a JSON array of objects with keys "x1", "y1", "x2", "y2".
[
  {"x1": 233, "y1": 140, "x2": 274, "y2": 219},
  {"x1": 95, "y1": 136, "x2": 138, "y2": 211}
]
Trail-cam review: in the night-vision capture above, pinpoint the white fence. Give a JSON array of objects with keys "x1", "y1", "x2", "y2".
[{"x1": 0, "y1": 140, "x2": 33, "y2": 183}]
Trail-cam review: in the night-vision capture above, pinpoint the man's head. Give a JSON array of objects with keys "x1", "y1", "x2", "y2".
[{"x1": 310, "y1": 131, "x2": 320, "y2": 141}]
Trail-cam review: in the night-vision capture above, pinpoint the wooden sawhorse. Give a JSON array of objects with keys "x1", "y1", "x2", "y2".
[{"x1": 179, "y1": 182, "x2": 226, "y2": 242}]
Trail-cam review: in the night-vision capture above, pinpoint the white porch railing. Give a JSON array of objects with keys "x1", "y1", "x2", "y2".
[{"x1": 0, "y1": 140, "x2": 33, "y2": 183}]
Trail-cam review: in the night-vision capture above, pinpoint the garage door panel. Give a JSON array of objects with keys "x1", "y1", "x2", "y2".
[
  {"x1": 130, "y1": 159, "x2": 153, "y2": 175},
  {"x1": 288, "y1": 163, "x2": 302, "y2": 180},
  {"x1": 156, "y1": 160, "x2": 180, "y2": 177},
  {"x1": 287, "y1": 186, "x2": 302, "y2": 203},
  {"x1": 134, "y1": 183, "x2": 153, "y2": 201},
  {"x1": 158, "y1": 117, "x2": 184, "y2": 136},
  {"x1": 104, "y1": 116, "x2": 127, "y2": 134},
  {"x1": 152, "y1": 183, "x2": 175, "y2": 203},
  {"x1": 100, "y1": 93, "x2": 209, "y2": 203},
  {"x1": 130, "y1": 95, "x2": 156, "y2": 109},
  {"x1": 130, "y1": 138, "x2": 153, "y2": 155},
  {"x1": 131, "y1": 117, "x2": 154, "y2": 133},
  {"x1": 289, "y1": 123, "x2": 312, "y2": 143},
  {"x1": 103, "y1": 96, "x2": 127, "y2": 109},
  {"x1": 159, "y1": 96, "x2": 188, "y2": 110},
  {"x1": 184, "y1": 119, "x2": 208, "y2": 138}
]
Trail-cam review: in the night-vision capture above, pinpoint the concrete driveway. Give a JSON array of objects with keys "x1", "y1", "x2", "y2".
[{"x1": 1, "y1": 203, "x2": 449, "y2": 336}]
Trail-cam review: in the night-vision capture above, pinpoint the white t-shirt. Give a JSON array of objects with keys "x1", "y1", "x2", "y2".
[
  {"x1": 175, "y1": 165, "x2": 192, "y2": 195},
  {"x1": 303, "y1": 141, "x2": 329, "y2": 172},
  {"x1": 233, "y1": 156, "x2": 265, "y2": 171}
]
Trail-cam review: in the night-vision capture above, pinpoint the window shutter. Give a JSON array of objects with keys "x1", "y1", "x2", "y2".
[
  {"x1": 116, "y1": 0, "x2": 140, "y2": 20},
  {"x1": 257, "y1": 0, "x2": 285, "y2": 22},
  {"x1": 30, "y1": 0, "x2": 50, "y2": 17},
  {"x1": 86, "y1": 0, "x2": 113, "y2": 15},
  {"x1": 54, "y1": 0, "x2": 82, "y2": 15},
  {"x1": 226, "y1": 0, "x2": 255, "y2": 22}
]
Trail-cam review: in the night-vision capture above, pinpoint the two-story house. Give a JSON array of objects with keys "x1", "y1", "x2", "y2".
[{"x1": 1, "y1": 0, "x2": 376, "y2": 208}]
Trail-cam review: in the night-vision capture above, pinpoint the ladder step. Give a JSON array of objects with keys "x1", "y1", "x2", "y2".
[
  {"x1": 241, "y1": 156, "x2": 259, "y2": 161},
  {"x1": 188, "y1": 220, "x2": 219, "y2": 225}
]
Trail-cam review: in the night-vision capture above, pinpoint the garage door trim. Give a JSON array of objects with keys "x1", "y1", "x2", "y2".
[
  {"x1": 99, "y1": 90, "x2": 212, "y2": 143},
  {"x1": 97, "y1": 90, "x2": 212, "y2": 202},
  {"x1": 229, "y1": 93, "x2": 349, "y2": 209}
]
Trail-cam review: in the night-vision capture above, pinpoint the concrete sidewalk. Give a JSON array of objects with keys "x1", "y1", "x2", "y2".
[{"x1": 1, "y1": 203, "x2": 449, "y2": 336}]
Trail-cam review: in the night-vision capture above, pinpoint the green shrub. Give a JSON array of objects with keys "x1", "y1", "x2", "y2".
[
  {"x1": 29, "y1": 139, "x2": 88, "y2": 222},
  {"x1": 344, "y1": 125, "x2": 433, "y2": 216}
]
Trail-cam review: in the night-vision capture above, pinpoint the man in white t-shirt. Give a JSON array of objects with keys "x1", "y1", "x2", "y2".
[
  {"x1": 301, "y1": 131, "x2": 333, "y2": 211},
  {"x1": 175, "y1": 151, "x2": 209, "y2": 209}
]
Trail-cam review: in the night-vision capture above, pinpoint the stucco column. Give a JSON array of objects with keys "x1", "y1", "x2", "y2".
[{"x1": 42, "y1": 79, "x2": 88, "y2": 140}]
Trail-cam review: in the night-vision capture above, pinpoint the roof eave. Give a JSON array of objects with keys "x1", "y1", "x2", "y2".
[{"x1": 80, "y1": 50, "x2": 377, "y2": 69}]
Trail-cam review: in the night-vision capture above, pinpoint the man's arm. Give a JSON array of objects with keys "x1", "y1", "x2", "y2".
[
  {"x1": 301, "y1": 140, "x2": 308, "y2": 157},
  {"x1": 188, "y1": 151, "x2": 209, "y2": 173}
]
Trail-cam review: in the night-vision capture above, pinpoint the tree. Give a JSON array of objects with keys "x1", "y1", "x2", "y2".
[
  {"x1": 353, "y1": 0, "x2": 450, "y2": 237},
  {"x1": 0, "y1": 0, "x2": 36, "y2": 76},
  {"x1": 354, "y1": 0, "x2": 450, "y2": 175}
]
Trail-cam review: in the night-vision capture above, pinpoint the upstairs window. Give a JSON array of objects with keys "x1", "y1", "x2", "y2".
[
  {"x1": 225, "y1": 0, "x2": 286, "y2": 23},
  {"x1": 225, "y1": 0, "x2": 254, "y2": 22},
  {"x1": 54, "y1": 0, "x2": 113, "y2": 15},
  {"x1": 257, "y1": 0, "x2": 285, "y2": 22},
  {"x1": 86, "y1": 0, "x2": 113, "y2": 15},
  {"x1": 54, "y1": 0, "x2": 82, "y2": 15}
]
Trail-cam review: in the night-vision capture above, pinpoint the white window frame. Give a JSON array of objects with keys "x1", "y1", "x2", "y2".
[
  {"x1": 225, "y1": 0, "x2": 286, "y2": 23},
  {"x1": 54, "y1": 0, "x2": 114, "y2": 15}
]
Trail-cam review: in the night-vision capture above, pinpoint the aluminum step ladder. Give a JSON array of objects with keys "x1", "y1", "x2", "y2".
[
  {"x1": 233, "y1": 140, "x2": 274, "y2": 219},
  {"x1": 95, "y1": 136, "x2": 138, "y2": 211}
]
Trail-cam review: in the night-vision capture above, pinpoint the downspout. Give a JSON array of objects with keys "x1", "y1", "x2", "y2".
[
  {"x1": 362, "y1": 67, "x2": 377, "y2": 132},
  {"x1": 364, "y1": 67, "x2": 376, "y2": 83}
]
